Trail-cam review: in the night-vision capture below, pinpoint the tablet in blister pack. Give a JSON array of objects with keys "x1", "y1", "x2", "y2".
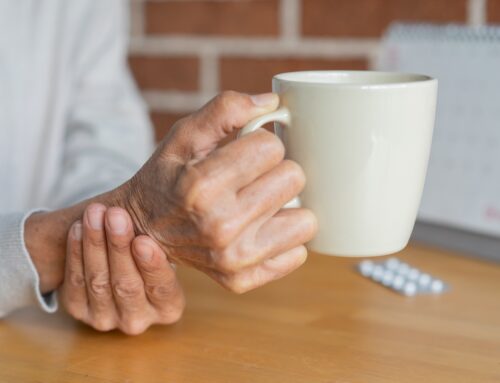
[{"x1": 357, "y1": 258, "x2": 449, "y2": 296}]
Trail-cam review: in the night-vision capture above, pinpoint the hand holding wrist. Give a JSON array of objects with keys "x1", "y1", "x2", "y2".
[{"x1": 23, "y1": 187, "x2": 135, "y2": 293}]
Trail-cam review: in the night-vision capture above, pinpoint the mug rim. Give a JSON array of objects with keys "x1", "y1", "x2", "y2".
[{"x1": 273, "y1": 70, "x2": 436, "y2": 89}]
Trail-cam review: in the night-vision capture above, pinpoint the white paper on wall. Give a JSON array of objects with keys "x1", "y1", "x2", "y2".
[{"x1": 377, "y1": 24, "x2": 500, "y2": 238}]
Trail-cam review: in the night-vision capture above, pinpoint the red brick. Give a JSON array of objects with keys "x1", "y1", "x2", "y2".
[
  {"x1": 150, "y1": 111, "x2": 188, "y2": 141},
  {"x1": 145, "y1": 0, "x2": 279, "y2": 36},
  {"x1": 129, "y1": 56, "x2": 199, "y2": 91},
  {"x1": 220, "y1": 57, "x2": 368, "y2": 93},
  {"x1": 302, "y1": 0, "x2": 467, "y2": 37},
  {"x1": 487, "y1": 0, "x2": 500, "y2": 23}
]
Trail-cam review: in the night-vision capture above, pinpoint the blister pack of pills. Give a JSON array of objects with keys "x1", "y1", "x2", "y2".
[{"x1": 357, "y1": 257, "x2": 448, "y2": 296}]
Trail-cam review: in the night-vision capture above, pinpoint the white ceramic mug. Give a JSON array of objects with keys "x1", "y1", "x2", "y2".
[{"x1": 240, "y1": 71, "x2": 437, "y2": 257}]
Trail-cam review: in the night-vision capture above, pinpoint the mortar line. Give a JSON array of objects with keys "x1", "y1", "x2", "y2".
[{"x1": 467, "y1": 0, "x2": 487, "y2": 26}]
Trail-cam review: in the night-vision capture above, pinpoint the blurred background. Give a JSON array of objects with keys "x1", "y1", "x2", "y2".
[
  {"x1": 127, "y1": 0, "x2": 500, "y2": 260},
  {"x1": 127, "y1": 0, "x2": 498, "y2": 140}
]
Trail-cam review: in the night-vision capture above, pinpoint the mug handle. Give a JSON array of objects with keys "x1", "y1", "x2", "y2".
[{"x1": 238, "y1": 106, "x2": 301, "y2": 209}]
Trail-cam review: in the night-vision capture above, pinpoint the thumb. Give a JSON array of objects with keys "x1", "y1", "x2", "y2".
[{"x1": 168, "y1": 91, "x2": 279, "y2": 159}]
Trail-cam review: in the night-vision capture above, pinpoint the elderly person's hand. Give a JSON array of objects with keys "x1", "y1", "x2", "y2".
[
  {"x1": 59, "y1": 204, "x2": 185, "y2": 335},
  {"x1": 117, "y1": 91, "x2": 318, "y2": 293}
]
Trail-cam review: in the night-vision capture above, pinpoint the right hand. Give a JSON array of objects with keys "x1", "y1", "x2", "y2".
[
  {"x1": 60, "y1": 204, "x2": 185, "y2": 335},
  {"x1": 119, "y1": 91, "x2": 318, "y2": 293}
]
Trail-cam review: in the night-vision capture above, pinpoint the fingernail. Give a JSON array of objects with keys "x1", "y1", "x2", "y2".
[
  {"x1": 250, "y1": 93, "x2": 278, "y2": 107},
  {"x1": 87, "y1": 205, "x2": 105, "y2": 230},
  {"x1": 135, "y1": 242, "x2": 153, "y2": 263},
  {"x1": 107, "y1": 210, "x2": 129, "y2": 235},
  {"x1": 72, "y1": 222, "x2": 82, "y2": 241}
]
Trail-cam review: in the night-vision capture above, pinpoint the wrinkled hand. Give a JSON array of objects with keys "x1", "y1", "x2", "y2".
[
  {"x1": 120, "y1": 91, "x2": 318, "y2": 293},
  {"x1": 60, "y1": 204, "x2": 185, "y2": 335}
]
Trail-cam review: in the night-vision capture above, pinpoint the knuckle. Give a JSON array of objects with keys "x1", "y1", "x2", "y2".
[
  {"x1": 203, "y1": 217, "x2": 236, "y2": 250},
  {"x1": 108, "y1": 237, "x2": 132, "y2": 253},
  {"x1": 159, "y1": 295, "x2": 186, "y2": 324},
  {"x1": 297, "y1": 245, "x2": 308, "y2": 259},
  {"x1": 290, "y1": 245, "x2": 308, "y2": 264},
  {"x1": 221, "y1": 274, "x2": 251, "y2": 295},
  {"x1": 220, "y1": 90, "x2": 238, "y2": 99},
  {"x1": 228, "y1": 281, "x2": 249, "y2": 295},
  {"x1": 86, "y1": 228, "x2": 106, "y2": 248},
  {"x1": 112, "y1": 279, "x2": 144, "y2": 300},
  {"x1": 172, "y1": 115, "x2": 191, "y2": 131},
  {"x1": 69, "y1": 245, "x2": 82, "y2": 263},
  {"x1": 113, "y1": 242, "x2": 132, "y2": 255},
  {"x1": 69, "y1": 272, "x2": 86, "y2": 289},
  {"x1": 145, "y1": 277, "x2": 176, "y2": 300},
  {"x1": 212, "y1": 244, "x2": 249, "y2": 273},
  {"x1": 91, "y1": 316, "x2": 116, "y2": 332},
  {"x1": 161, "y1": 306, "x2": 184, "y2": 325},
  {"x1": 65, "y1": 303, "x2": 85, "y2": 321},
  {"x1": 212, "y1": 253, "x2": 236, "y2": 273},
  {"x1": 215, "y1": 91, "x2": 238, "y2": 111},
  {"x1": 204, "y1": 91, "x2": 255, "y2": 131},
  {"x1": 235, "y1": 245, "x2": 261, "y2": 271},
  {"x1": 189, "y1": 176, "x2": 216, "y2": 212},
  {"x1": 178, "y1": 166, "x2": 214, "y2": 212},
  {"x1": 121, "y1": 318, "x2": 148, "y2": 336},
  {"x1": 277, "y1": 246, "x2": 308, "y2": 274},
  {"x1": 282, "y1": 160, "x2": 306, "y2": 191},
  {"x1": 301, "y1": 209, "x2": 318, "y2": 239},
  {"x1": 134, "y1": 257, "x2": 157, "y2": 275},
  {"x1": 291, "y1": 246, "x2": 308, "y2": 270},
  {"x1": 168, "y1": 116, "x2": 192, "y2": 143},
  {"x1": 88, "y1": 273, "x2": 111, "y2": 297}
]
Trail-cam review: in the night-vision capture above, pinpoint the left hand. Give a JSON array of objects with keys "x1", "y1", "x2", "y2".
[{"x1": 59, "y1": 204, "x2": 185, "y2": 335}]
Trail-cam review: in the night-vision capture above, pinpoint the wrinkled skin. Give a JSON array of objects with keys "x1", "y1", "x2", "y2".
[
  {"x1": 60, "y1": 204, "x2": 185, "y2": 335},
  {"x1": 121, "y1": 91, "x2": 318, "y2": 293}
]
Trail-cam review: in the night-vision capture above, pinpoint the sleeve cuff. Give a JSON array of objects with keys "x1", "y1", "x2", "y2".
[{"x1": 0, "y1": 209, "x2": 58, "y2": 316}]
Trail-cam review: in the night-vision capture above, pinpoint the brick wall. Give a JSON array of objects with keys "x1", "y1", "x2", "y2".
[{"x1": 128, "y1": 0, "x2": 499, "y2": 141}]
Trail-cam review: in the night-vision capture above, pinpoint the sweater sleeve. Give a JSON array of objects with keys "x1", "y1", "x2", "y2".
[{"x1": 0, "y1": 210, "x2": 58, "y2": 317}]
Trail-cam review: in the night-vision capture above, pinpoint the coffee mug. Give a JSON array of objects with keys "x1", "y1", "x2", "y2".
[{"x1": 240, "y1": 71, "x2": 437, "y2": 257}]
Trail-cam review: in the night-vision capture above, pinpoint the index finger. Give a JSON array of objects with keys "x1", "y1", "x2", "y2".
[{"x1": 132, "y1": 236, "x2": 185, "y2": 323}]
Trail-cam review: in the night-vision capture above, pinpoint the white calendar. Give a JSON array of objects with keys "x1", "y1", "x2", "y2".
[{"x1": 377, "y1": 24, "x2": 500, "y2": 238}]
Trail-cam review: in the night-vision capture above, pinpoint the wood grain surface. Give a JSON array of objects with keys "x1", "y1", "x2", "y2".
[{"x1": 1, "y1": 244, "x2": 499, "y2": 383}]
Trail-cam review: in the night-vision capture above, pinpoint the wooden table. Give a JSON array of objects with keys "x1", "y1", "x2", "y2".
[{"x1": 1, "y1": 244, "x2": 499, "y2": 382}]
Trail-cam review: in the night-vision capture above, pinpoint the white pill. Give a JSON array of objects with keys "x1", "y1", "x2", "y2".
[
  {"x1": 430, "y1": 279, "x2": 444, "y2": 293},
  {"x1": 418, "y1": 273, "x2": 431, "y2": 287},
  {"x1": 403, "y1": 281, "x2": 417, "y2": 296},
  {"x1": 392, "y1": 275, "x2": 405, "y2": 290},
  {"x1": 359, "y1": 260, "x2": 375, "y2": 276},
  {"x1": 382, "y1": 271, "x2": 394, "y2": 286},
  {"x1": 408, "y1": 268, "x2": 420, "y2": 281},
  {"x1": 372, "y1": 265, "x2": 385, "y2": 281},
  {"x1": 385, "y1": 258, "x2": 400, "y2": 270},
  {"x1": 397, "y1": 263, "x2": 410, "y2": 275}
]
